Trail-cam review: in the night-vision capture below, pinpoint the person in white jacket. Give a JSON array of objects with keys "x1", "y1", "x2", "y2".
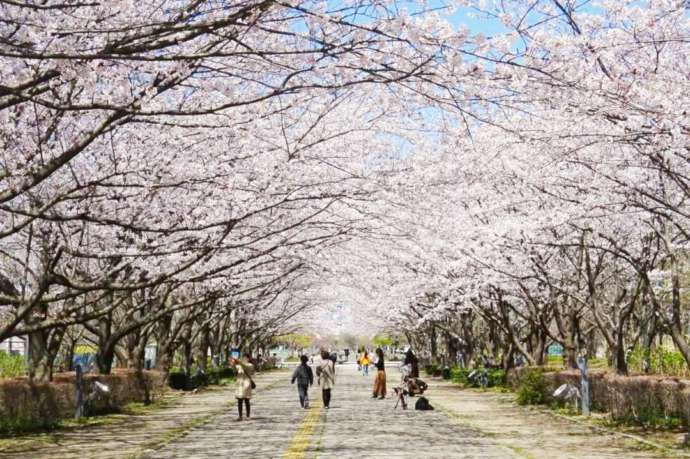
[
  {"x1": 316, "y1": 350, "x2": 336, "y2": 409},
  {"x1": 231, "y1": 354, "x2": 255, "y2": 421}
]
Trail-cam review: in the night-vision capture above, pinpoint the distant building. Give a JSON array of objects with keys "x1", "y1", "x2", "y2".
[{"x1": 0, "y1": 336, "x2": 27, "y2": 356}]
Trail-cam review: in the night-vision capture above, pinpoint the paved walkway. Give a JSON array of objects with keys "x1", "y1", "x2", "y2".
[
  {"x1": 432, "y1": 378, "x2": 679, "y2": 459},
  {"x1": 0, "y1": 371, "x2": 288, "y2": 459},
  {"x1": 1, "y1": 363, "x2": 681, "y2": 458}
]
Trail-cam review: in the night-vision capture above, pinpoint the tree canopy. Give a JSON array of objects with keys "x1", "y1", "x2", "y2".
[{"x1": 1, "y1": 0, "x2": 689, "y2": 380}]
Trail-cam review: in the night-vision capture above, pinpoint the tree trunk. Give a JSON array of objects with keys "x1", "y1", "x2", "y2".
[
  {"x1": 563, "y1": 309, "x2": 579, "y2": 369},
  {"x1": 62, "y1": 334, "x2": 77, "y2": 372},
  {"x1": 613, "y1": 329, "x2": 628, "y2": 375},
  {"x1": 132, "y1": 337, "x2": 151, "y2": 404},
  {"x1": 27, "y1": 329, "x2": 51, "y2": 382},
  {"x1": 585, "y1": 328, "x2": 598, "y2": 360},
  {"x1": 446, "y1": 330, "x2": 459, "y2": 367},
  {"x1": 25, "y1": 301, "x2": 52, "y2": 382},
  {"x1": 429, "y1": 325, "x2": 438, "y2": 365},
  {"x1": 182, "y1": 333, "x2": 193, "y2": 376},
  {"x1": 124, "y1": 331, "x2": 140, "y2": 368},
  {"x1": 668, "y1": 271, "x2": 690, "y2": 369},
  {"x1": 153, "y1": 313, "x2": 175, "y2": 379},
  {"x1": 96, "y1": 343, "x2": 116, "y2": 374},
  {"x1": 195, "y1": 326, "x2": 209, "y2": 373},
  {"x1": 534, "y1": 330, "x2": 547, "y2": 366},
  {"x1": 93, "y1": 313, "x2": 116, "y2": 374},
  {"x1": 503, "y1": 343, "x2": 516, "y2": 371},
  {"x1": 640, "y1": 299, "x2": 657, "y2": 373},
  {"x1": 156, "y1": 347, "x2": 173, "y2": 375}
]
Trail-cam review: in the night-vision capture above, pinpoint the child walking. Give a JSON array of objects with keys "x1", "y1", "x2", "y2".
[
  {"x1": 360, "y1": 350, "x2": 370, "y2": 376},
  {"x1": 291, "y1": 355, "x2": 314, "y2": 409}
]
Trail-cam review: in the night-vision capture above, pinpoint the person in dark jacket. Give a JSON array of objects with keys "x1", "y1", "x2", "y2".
[
  {"x1": 291, "y1": 355, "x2": 314, "y2": 408},
  {"x1": 404, "y1": 349, "x2": 419, "y2": 378}
]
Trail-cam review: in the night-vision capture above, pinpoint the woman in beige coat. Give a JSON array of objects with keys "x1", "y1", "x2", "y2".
[
  {"x1": 231, "y1": 354, "x2": 255, "y2": 421},
  {"x1": 316, "y1": 350, "x2": 336, "y2": 409}
]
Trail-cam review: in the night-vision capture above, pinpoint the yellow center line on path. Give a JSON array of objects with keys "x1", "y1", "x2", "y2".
[{"x1": 282, "y1": 405, "x2": 323, "y2": 459}]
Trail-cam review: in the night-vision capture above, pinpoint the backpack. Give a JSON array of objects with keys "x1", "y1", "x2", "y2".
[{"x1": 414, "y1": 396, "x2": 434, "y2": 411}]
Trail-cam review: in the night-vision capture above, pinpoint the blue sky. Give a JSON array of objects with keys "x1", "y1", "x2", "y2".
[
  {"x1": 434, "y1": 1, "x2": 507, "y2": 36},
  {"x1": 311, "y1": 0, "x2": 509, "y2": 36}
]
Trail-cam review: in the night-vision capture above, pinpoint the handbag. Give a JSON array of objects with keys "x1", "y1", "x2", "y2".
[{"x1": 249, "y1": 376, "x2": 257, "y2": 390}]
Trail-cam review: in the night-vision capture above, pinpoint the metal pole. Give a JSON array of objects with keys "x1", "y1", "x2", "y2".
[
  {"x1": 577, "y1": 356, "x2": 590, "y2": 416},
  {"x1": 75, "y1": 364, "x2": 84, "y2": 419}
]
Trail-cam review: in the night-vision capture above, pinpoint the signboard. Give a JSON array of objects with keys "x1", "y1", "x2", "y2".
[
  {"x1": 547, "y1": 344, "x2": 564, "y2": 356},
  {"x1": 230, "y1": 348, "x2": 240, "y2": 359},
  {"x1": 73, "y1": 353, "x2": 95, "y2": 372}
]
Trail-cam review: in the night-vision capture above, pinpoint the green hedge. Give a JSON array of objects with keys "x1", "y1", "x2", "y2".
[
  {"x1": 627, "y1": 345, "x2": 690, "y2": 377},
  {"x1": 441, "y1": 367, "x2": 452, "y2": 379},
  {"x1": 450, "y1": 367, "x2": 470, "y2": 384},
  {"x1": 423, "y1": 364, "x2": 445, "y2": 377},
  {"x1": 168, "y1": 371, "x2": 188, "y2": 390},
  {"x1": 168, "y1": 366, "x2": 236, "y2": 391},
  {"x1": 0, "y1": 370, "x2": 166, "y2": 435},
  {"x1": 449, "y1": 366, "x2": 507, "y2": 388},
  {"x1": 516, "y1": 368, "x2": 549, "y2": 405}
]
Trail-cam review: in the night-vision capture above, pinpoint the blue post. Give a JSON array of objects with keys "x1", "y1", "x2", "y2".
[
  {"x1": 577, "y1": 356, "x2": 590, "y2": 416},
  {"x1": 75, "y1": 364, "x2": 84, "y2": 419}
]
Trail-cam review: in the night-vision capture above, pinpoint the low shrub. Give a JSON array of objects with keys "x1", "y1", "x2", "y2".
[
  {"x1": 450, "y1": 366, "x2": 470, "y2": 385},
  {"x1": 189, "y1": 372, "x2": 208, "y2": 389},
  {"x1": 0, "y1": 370, "x2": 165, "y2": 435},
  {"x1": 546, "y1": 355, "x2": 562, "y2": 366},
  {"x1": 217, "y1": 367, "x2": 236, "y2": 379},
  {"x1": 487, "y1": 368, "x2": 507, "y2": 387},
  {"x1": 168, "y1": 366, "x2": 236, "y2": 391},
  {"x1": 168, "y1": 371, "x2": 187, "y2": 390},
  {"x1": 442, "y1": 367, "x2": 452, "y2": 380},
  {"x1": 450, "y1": 366, "x2": 507, "y2": 388},
  {"x1": 0, "y1": 351, "x2": 26, "y2": 379},
  {"x1": 424, "y1": 364, "x2": 438, "y2": 376},
  {"x1": 260, "y1": 356, "x2": 278, "y2": 370},
  {"x1": 206, "y1": 367, "x2": 236, "y2": 385},
  {"x1": 604, "y1": 374, "x2": 690, "y2": 428},
  {"x1": 509, "y1": 367, "x2": 690, "y2": 428},
  {"x1": 516, "y1": 368, "x2": 549, "y2": 405},
  {"x1": 0, "y1": 414, "x2": 58, "y2": 434},
  {"x1": 206, "y1": 370, "x2": 219, "y2": 386},
  {"x1": 628, "y1": 346, "x2": 690, "y2": 378}
]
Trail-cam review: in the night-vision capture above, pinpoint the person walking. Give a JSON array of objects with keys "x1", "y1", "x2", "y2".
[
  {"x1": 291, "y1": 355, "x2": 314, "y2": 409},
  {"x1": 372, "y1": 348, "x2": 386, "y2": 399},
  {"x1": 360, "y1": 350, "x2": 370, "y2": 376},
  {"x1": 231, "y1": 353, "x2": 256, "y2": 421},
  {"x1": 316, "y1": 350, "x2": 335, "y2": 409}
]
